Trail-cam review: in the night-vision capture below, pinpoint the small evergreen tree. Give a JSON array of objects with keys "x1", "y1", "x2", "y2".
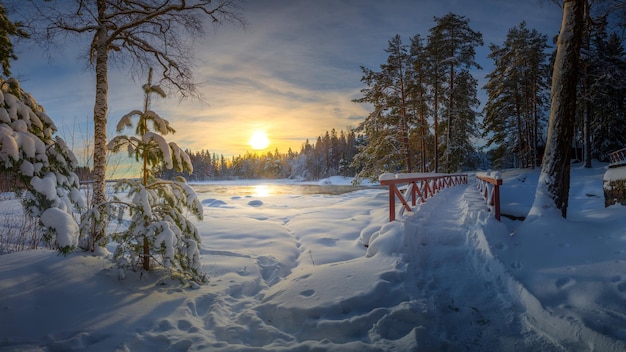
[
  {"x1": 0, "y1": 78, "x2": 84, "y2": 254},
  {"x1": 103, "y1": 68, "x2": 204, "y2": 282}
]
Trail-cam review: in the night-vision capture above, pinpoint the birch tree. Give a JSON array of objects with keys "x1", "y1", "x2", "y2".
[
  {"x1": 19, "y1": 0, "x2": 243, "y2": 250},
  {"x1": 531, "y1": 0, "x2": 584, "y2": 218}
]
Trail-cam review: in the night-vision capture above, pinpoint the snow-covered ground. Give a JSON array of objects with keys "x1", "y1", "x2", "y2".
[{"x1": 1, "y1": 165, "x2": 625, "y2": 351}]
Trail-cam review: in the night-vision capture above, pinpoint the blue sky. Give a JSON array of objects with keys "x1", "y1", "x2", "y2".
[{"x1": 10, "y1": 0, "x2": 564, "y2": 175}]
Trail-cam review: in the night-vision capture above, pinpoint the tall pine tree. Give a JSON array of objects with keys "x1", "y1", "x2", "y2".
[
  {"x1": 427, "y1": 13, "x2": 483, "y2": 172},
  {"x1": 483, "y1": 22, "x2": 551, "y2": 169},
  {"x1": 353, "y1": 35, "x2": 415, "y2": 180}
]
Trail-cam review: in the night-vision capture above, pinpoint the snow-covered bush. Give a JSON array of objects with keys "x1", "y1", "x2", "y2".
[
  {"x1": 102, "y1": 69, "x2": 204, "y2": 282},
  {"x1": 0, "y1": 78, "x2": 84, "y2": 254}
]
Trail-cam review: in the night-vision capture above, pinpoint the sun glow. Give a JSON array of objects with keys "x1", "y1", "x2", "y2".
[{"x1": 249, "y1": 130, "x2": 270, "y2": 150}]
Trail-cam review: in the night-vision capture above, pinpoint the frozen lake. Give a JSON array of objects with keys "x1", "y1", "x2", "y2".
[{"x1": 189, "y1": 179, "x2": 381, "y2": 197}]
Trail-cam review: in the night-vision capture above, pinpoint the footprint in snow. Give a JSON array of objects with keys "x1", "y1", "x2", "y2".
[
  {"x1": 257, "y1": 256, "x2": 280, "y2": 286},
  {"x1": 555, "y1": 277, "x2": 575, "y2": 289},
  {"x1": 300, "y1": 289, "x2": 315, "y2": 297},
  {"x1": 510, "y1": 261, "x2": 523, "y2": 270}
]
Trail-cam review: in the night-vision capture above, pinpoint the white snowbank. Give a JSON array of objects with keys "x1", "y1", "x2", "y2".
[{"x1": 1, "y1": 163, "x2": 625, "y2": 351}]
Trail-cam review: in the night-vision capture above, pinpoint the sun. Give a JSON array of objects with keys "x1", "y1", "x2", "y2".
[{"x1": 249, "y1": 130, "x2": 270, "y2": 150}]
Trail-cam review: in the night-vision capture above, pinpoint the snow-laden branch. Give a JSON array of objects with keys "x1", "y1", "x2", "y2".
[{"x1": 143, "y1": 131, "x2": 172, "y2": 169}]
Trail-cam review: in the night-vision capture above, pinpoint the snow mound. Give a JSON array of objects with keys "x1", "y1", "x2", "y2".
[
  {"x1": 201, "y1": 198, "x2": 228, "y2": 207},
  {"x1": 248, "y1": 199, "x2": 264, "y2": 207},
  {"x1": 2, "y1": 167, "x2": 626, "y2": 350}
]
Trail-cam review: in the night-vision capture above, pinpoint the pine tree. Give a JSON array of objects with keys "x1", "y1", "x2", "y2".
[
  {"x1": 448, "y1": 70, "x2": 481, "y2": 170},
  {"x1": 579, "y1": 18, "x2": 626, "y2": 162},
  {"x1": 427, "y1": 13, "x2": 483, "y2": 172},
  {"x1": 483, "y1": 22, "x2": 550, "y2": 168},
  {"x1": 0, "y1": 78, "x2": 84, "y2": 254},
  {"x1": 99, "y1": 68, "x2": 204, "y2": 282},
  {"x1": 352, "y1": 35, "x2": 415, "y2": 180},
  {"x1": 0, "y1": 4, "x2": 28, "y2": 77},
  {"x1": 408, "y1": 34, "x2": 431, "y2": 172}
]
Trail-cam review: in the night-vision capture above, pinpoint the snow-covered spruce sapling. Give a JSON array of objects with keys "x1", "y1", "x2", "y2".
[
  {"x1": 0, "y1": 78, "x2": 85, "y2": 254},
  {"x1": 105, "y1": 68, "x2": 205, "y2": 282}
]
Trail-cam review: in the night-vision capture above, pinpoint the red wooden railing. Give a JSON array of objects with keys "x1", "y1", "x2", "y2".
[
  {"x1": 475, "y1": 172, "x2": 503, "y2": 221},
  {"x1": 379, "y1": 173, "x2": 468, "y2": 221},
  {"x1": 609, "y1": 148, "x2": 626, "y2": 167}
]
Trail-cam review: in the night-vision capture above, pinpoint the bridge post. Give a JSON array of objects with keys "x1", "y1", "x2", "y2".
[{"x1": 476, "y1": 173, "x2": 503, "y2": 221}]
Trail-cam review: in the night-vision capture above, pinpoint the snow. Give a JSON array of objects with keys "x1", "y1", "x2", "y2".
[
  {"x1": 116, "y1": 110, "x2": 142, "y2": 132},
  {"x1": 144, "y1": 132, "x2": 173, "y2": 169},
  {"x1": 1, "y1": 163, "x2": 626, "y2": 351},
  {"x1": 604, "y1": 166, "x2": 626, "y2": 182},
  {"x1": 153, "y1": 222, "x2": 176, "y2": 268},
  {"x1": 30, "y1": 173, "x2": 58, "y2": 202},
  {"x1": 39, "y1": 207, "x2": 80, "y2": 249},
  {"x1": 379, "y1": 172, "x2": 448, "y2": 181}
]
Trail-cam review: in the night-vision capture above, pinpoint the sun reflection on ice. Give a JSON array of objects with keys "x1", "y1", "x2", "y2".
[{"x1": 253, "y1": 184, "x2": 271, "y2": 197}]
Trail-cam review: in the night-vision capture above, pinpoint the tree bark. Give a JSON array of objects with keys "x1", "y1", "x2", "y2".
[
  {"x1": 91, "y1": 10, "x2": 109, "y2": 249},
  {"x1": 532, "y1": 0, "x2": 584, "y2": 218},
  {"x1": 583, "y1": 66, "x2": 592, "y2": 168},
  {"x1": 433, "y1": 82, "x2": 439, "y2": 173}
]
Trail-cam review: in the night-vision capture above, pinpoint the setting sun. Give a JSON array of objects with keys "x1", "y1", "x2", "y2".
[{"x1": 249, "y1": 130, "x2": 270, "y2": 150}]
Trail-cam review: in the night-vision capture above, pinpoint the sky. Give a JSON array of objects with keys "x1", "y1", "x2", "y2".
[{"x1": 10, "y1": 0, "x2": 564, "y2": 173}]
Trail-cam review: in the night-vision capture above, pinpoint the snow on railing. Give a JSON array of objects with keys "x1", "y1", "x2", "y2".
[
  {"x1": 475, "y1": 172, "x2": 503, "y2": 221},
  {"x1": 609, "y1": 148, "x2": 626, "y2": 168},
  {"x1": 379, "y1": 172, "x2": 468, "y2": 222}
]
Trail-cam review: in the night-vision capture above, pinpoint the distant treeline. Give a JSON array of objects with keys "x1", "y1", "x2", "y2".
[{"x1": 157, "y1": 128, "x2": 361, "y2": 181}]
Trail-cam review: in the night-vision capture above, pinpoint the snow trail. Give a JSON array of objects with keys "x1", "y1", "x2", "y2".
[{"x1": 400, "y1": 184, "x2": 566, "y2": 351}]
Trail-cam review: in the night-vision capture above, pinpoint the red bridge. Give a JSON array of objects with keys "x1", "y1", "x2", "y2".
[{"x1": 379, "y1": 172, "x2": 503, "y2": 222}]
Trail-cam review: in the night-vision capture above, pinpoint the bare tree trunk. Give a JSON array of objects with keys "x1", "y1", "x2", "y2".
[
  {"x1": 420, "y1": 103, "x2": 427, "y2": 173},
  {"x1": 582, "y1": 0, "x2": 592, "y2": 169},
  {"x1": 91, "y1": 20, "x2": 109, "y2": 249},
  {"x1": 447, "y1": 54, "x2": 454, "y2": 172},
  {"x1": 583, "y1": 66, "x2": 592, "y2": 168},
  {"x1": 532, "y1": 80, "x2": 539, "y2": 169},
  {"x1": 433, "y1": 83, "x2": 439, "y2": 173},
  {"x1": 141, "y1": 68, "x2": 153, "y2": 271},
  {"x1": 531, "y1": 0, "x2": 584, "y2": 218},
  {"x1": 399, "y1": 73, "x2": 412, "y2": 172}
]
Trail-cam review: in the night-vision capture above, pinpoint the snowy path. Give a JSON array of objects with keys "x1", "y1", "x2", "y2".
[
  {"x1": 401, "y1": 183, "x2": 625, "y2": 351},
  {"x1": 398, "y1": 184, "x2": 563, "y2": 351}
]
